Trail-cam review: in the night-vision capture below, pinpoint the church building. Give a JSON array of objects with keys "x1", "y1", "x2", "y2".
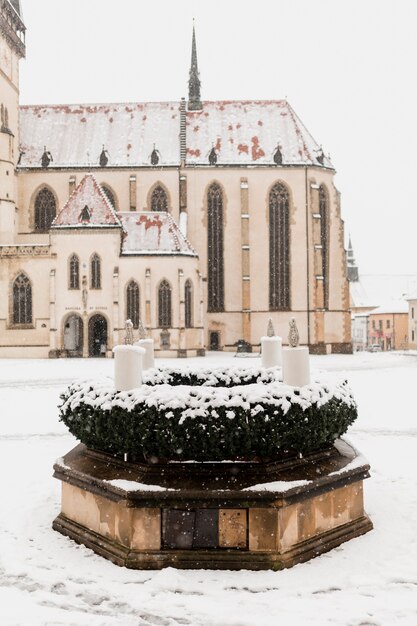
[{"x1": 0, "y1": 1, "x2": 352, "y2": 358}]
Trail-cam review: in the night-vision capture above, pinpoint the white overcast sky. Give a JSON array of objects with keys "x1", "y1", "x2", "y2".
[{"x1": 19, "y1": 0, "x2": 417, "y2": 275}]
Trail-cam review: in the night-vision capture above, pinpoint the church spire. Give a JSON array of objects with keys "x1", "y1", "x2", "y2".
[
  {"x1": 188, "y1": 21, "x2": 202, "y2": 111},
  {"x1": 347, "y1": 235, "x2": 359, "y2": 282}
]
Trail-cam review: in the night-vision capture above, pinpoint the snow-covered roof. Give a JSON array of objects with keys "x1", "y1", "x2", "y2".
[
  {"x1": 52, "y1": 174, "x2": 121, "y2": 228},
  {"x1": 18, "y1": 100, "x2": 331, "y2": 169},
  {"x1": 186, "y1": 100, "x2": 332, "y2": 167},
  {"x1": 119, "y1": 212, "x2": 197, "y2": 256},
  {"x1": 350, "y1": 274, "x2": 417, "y2": 309},
  {"x1": 19, "y1": 102, "x2": 181, "y2": 168},
  {"x1": 369, "y1": 300, "x2": 409, "y2": 315}
]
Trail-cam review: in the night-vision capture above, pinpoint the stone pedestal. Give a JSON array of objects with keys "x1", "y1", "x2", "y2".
[{"x1": 53, "y1": 440, "x2": 372, "y2": 570}]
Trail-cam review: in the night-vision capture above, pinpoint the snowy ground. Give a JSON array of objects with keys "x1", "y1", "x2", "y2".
[{"x1": 0, "y1": 352, "x2": 416, "y2": 626}]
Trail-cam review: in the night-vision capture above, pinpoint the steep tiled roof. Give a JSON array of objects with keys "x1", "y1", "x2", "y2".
[
  {"x1": 19, "y1": 100, "x2": 331, "y2": 168},
  {"x1": 350, "y1": 274, "x2": 417, "y2": 309},
  {"x1": 119, "y1": 212, "x2": 197, "y2": 256},
  {"x1": 186, "y1": 100, "x2": 332, "y2": 167},
  {"x1": 19, "y1": 102, "x2": 181, "y2": 168},
  {"x1": 52, "y1": 174, "x2": 121, "y2": 228}
]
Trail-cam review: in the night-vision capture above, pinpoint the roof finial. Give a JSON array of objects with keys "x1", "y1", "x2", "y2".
[{"x1": 188, "y1": 20, "x2": 202, "y2": 111}]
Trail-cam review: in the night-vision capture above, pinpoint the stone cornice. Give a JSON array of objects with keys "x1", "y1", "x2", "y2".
[{"x1": 0, "y1": 244, "x2": 51, "y2": 257}]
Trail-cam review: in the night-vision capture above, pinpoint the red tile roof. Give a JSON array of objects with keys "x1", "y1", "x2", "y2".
[
  {"x1": 119, "y1": 212, "x2": 197, "y2": 256},
  {"x1": 19, "y1": 100, "x2": 332, "y2": 168},
  {"x1": 52, "y1": 174, "x2": 121, "y2": 228}
]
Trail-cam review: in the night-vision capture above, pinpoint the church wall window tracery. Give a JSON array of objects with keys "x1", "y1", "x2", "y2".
[
  {"x1": 207, "y1": 183, "x2": 224, "y2": 312},
  {"x1": 185, "y1": 279, "x2": 193, "y2": 328},
  {"x1": 319, "y1": 185, "x2": 329, "y2": 309},
  {"x1": 158, "y1": 279, "x2": 172, "y2": 328},
  {"x1": 126, "y1": 280, "x2": 140, "y2": 329},
  {"x1": 101, "y1": 184, "x2": 117, "y2": 209},
  {"x1": 12, "y1": 273, "x2": 32, "y2": 325},
  {"x1": 34, "y1": 187, "x2": 56, "y2": 231},
  {"x1": 151, "y1": 185, "x2": 168, "y2": 212},
  {"x1": 90, "y1": 254, "x2": 101, "y2": 290},
  {"x1": 269, "y1": 182, "x2": 290, "y2": 310},
  {"x1": 69, "y1": 254, "x2": 80, "y2": 290}
]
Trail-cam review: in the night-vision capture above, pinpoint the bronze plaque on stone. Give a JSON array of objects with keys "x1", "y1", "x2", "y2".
[
  {"x1": 162, "y1": 509, "x2": 219, "y2": 549},
  {"x1": 219, "y1": 509, "x2": 247, "y2": 549},
  {"x1": 162, "y1": 510, "x2": 195, "y2": 549}
]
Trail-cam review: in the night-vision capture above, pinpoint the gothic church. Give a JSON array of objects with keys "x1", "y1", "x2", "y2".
[{"x1": 0, "y1": 1, "x2": 351, "y2": 358}]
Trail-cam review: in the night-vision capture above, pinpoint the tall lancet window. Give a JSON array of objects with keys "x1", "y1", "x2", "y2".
[
  {"x1": 158, "y1": 280, "x2": 172, "y2": 328},
  {"x1": 184, "y1": 279, "x2": 193, "y2": 328},
  {"x1": 207, "y1": 183, "x2": 224, "y2": 312},
  {"x1": 319, "y1": 185, "x2": 329, "y2": 309},
  {"x1": 269, "y1": 183, "x2": 290, "y2": 310},
  {"x1": 151, "y1": 186, "x2": 168, "y2": 212},
  {"x1": 90, "y1": 253, "x2": 101, "y2": 289},
  {"x1": 34, "y1": 187, "x2": 56, "y2": 231},
  {"x1": 69, "y1": 254, "x2": 80, "y2": 290},
  {"x1": 126, "y1": 280, "x2": 140, "y2": 329},
  {"x1": 13, "y1": 273, "x2": 32, "y2": 325}
]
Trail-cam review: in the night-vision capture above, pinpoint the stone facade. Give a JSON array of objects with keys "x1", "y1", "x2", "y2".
[{"x1": 0, "y1": 3, "x2": 352, "y2": 357}]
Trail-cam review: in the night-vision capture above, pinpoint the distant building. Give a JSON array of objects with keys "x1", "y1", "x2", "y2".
[
  {"x1": 405, "y1": 296, "x2": 417, "y2": 349},
  {"x1": 367, "y1": 302, "x2": 408, "y2": 351},
  {"x1": 351, "y1": 313, "x2": 369, "y2": 351},
  {"x1": 0, "y1": 3, "x2": 352, "y2": 357}
]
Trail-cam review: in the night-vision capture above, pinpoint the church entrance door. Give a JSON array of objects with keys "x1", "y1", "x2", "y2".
[
  {"x1": 89, "y1": 314, "x2": 108, "y2": 357},
  {"x1": 63, "y1": 314, "x2": 83, "y2": 357}
]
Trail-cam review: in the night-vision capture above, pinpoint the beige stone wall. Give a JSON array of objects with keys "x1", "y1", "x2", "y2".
[
  {"x1": 0, "y1": 161, "x2": 351, "y2": 356},
  {"x1": 0, "y1": 28, "x2": 20, "y2": 244}
]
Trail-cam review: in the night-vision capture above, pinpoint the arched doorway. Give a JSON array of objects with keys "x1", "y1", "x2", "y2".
[
  {"x1": 63, "y1": 314, "x2": 83, "y2": 357},
  {"x1": 88, "y1": 314, "x2": 108, "y2": 357}
]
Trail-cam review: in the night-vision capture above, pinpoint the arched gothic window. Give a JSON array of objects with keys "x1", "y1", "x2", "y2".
[
  {"x1": 13, "y1": 274, "x2": 32, "y2": 325},
  {"x1": 207, "y1": 183, "x2": 224, "y2": 312},
  {"x1": 126, "y1": 280, "x2": 140, "y2": 329},
  {"x1": 101, "y1": 185, "x2": 116, "y2": 209},
  {"x1": 158, "y1": 280, "x2": 172, "y2": 328},
  {"x1": 151, "y1": 185, "x2": 168, "y2": 212},
  {"x1": 34, "y1": 187, "x2": 56, "y2": 231},
  {"x1": 319, "y1": 185, "x2": 329, "y2": 309},
  {"x1": 69, "y1": 254, "x2": 80, "y2": 290},
  {"x1": 184, "y1": 279, "x2": 193, "y2": 328},
  {"x1": 269, "y1": 183, "x2": 290, "y2": 310},
  {"x1": 90, "y1": 254, "x2": 101, "y2": 289}
]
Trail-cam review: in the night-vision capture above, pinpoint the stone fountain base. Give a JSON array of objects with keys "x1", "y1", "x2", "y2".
[{"x1": 52, "y1": 440, "x2": 372, "y2": 570}]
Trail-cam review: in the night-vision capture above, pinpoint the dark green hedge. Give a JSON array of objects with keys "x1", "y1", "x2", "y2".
[{"x1": 59, "y1": 391, "x2": 357, "y2": 462}]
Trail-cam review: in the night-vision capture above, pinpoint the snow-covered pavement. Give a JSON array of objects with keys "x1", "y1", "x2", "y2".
[{"x1": 0, "y1": 352, "x2": 416, "y2": 625}]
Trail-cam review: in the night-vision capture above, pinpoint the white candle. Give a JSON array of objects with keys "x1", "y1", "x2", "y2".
[
  {"x1": 282, "y1": 346, "x2": 311, "y2": 387},
  {"x1": 261, "y1": 335, "x2": 282, "y2": 368},
  {"x1": 135, "y1": 338, "x2": 155, "y2": 369},
  {"x1": 113, "y1": 345, "x2": 145, "y2": 391}
]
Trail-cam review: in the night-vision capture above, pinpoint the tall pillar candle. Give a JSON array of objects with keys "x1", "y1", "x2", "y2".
[
  {"x1": 261, "y1": 335, "x2": 282, "y2": 368},
  {"x1": 113, "y1": 345, "x2": 145, "y2": 391},
  {"x1": 282, "y1": 346, "x2": 310, "y2": 387},
  {"x1": 135, "y1": 338, "x2": 155, "y2": 369}
]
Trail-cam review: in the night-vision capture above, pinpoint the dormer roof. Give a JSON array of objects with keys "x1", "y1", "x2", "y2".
[{"x1": 52, "y1": 174, "x2": 121, "y2": 228}]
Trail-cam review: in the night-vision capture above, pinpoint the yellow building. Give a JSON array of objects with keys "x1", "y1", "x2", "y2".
[{"x1": 0, "y1": 3, "x2": 351, "y2": 357}]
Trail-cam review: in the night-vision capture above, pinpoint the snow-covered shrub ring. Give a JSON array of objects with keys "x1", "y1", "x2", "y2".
[
  {"x1": 142, "y1": 365, "x2": 282, "y2": 387},
  {"x1": 59, "y1": 370, "x2": 358, "y2": 462}
]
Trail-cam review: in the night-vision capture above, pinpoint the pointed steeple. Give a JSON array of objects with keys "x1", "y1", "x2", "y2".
[
  {"x1": 347, "y1": 235, "x2": 359, "y2": 282},
  {"x1": 188, "y1": 21, "x2": 202, "y2": 111}
]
